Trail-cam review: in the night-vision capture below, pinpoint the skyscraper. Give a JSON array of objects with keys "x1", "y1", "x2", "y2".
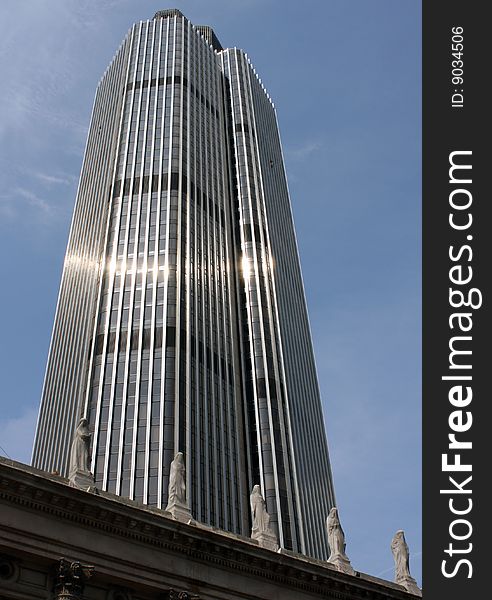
[{"x1": 32, "y1": 9, "x2": 336, "y2": 559}]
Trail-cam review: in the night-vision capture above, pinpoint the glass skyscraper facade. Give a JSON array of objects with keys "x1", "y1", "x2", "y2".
[{"x1": 32, "y1": 9, "x2": 336, "y2": 560}]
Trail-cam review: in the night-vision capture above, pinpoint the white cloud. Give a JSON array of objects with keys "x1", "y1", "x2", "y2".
[
  {"x1": 35, "y1": 172, "x2": 75, "y2": 186},
  {"x1": 287, "y1": 140, "x2": 323, "y2": 160},
  {"x1": 14, "y1": 187, "x2": 52, "y2": 213},
  {"x1": 0, "y1": 186, "x2": 63, "y2": 223},
  {"x1": 0, "y1": 0, "x2": 104, "y2": 141},
  {"x1": 0, "y1": 407, "x2": 38, "y2": 465}
]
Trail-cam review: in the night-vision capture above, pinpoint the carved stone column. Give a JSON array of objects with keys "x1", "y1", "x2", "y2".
[{"x1": 54, "y1": 559, "x2": 94, "y2": 600}]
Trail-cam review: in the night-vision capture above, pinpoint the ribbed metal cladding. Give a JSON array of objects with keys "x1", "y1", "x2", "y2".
[
  {"x1": 32, "y1": 35, "x2": 131, "y2": 475},
  {"x1": 221, "y1": 49, "x2": 336, "y2": 559},
  {"x1": 32, "y1": 10, "x2": 335, "y2": 559},
  {"x1": 78, "y1": 14, "x2": 248, "y2": 532}
]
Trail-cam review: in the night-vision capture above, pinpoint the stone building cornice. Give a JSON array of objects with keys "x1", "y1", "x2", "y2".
[{"x1": 0, "y1": 458, "x2": 417, "y2": 600}]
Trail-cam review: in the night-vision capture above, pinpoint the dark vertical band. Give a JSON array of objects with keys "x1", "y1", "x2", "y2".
[{"x1": 423, "y1": 3, "x2": 489, "y2": 596}]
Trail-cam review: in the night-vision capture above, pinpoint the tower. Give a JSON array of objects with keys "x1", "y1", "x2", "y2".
[{"x1": 32, "y1": 9, "x2": 336, "y2": 559}]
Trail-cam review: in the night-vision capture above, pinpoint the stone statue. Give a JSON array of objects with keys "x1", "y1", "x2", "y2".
[
  {"x1": 167, "y1": 452, "x2": 186, "y2": 507},
  {"x1": 68, "y1": 418, "x2": 94, "y2": 490},
  {"x1": 165, "y1": 452, "x2": 192, "y2": 523},
  {"x1": 250, "y1": 485, "x2": 278, "y2": 551},
  {"x1": 70, "y1": 418, "x2": 91, "y2": 474},
  {"x1": 391, "y1": 530, "x2": 421, "y2": 596},
  {"x1": 250, "y1": 484, "x2": 270, "y2": 534},
  {"x1": 391, "y1": 530, "x2": 411, "y2": 581},
  {"x1": 326, "y1": 507, "x2": 346, "y2": 558},
  {"x1": 326, "y1": 507, "x2": 354, "y2": 575}
]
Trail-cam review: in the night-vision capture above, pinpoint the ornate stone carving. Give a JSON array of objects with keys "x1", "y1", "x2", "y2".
[
  {"x1": 391, "y1": 530, "x2": 421, "y2": 596},
  {"x1": 250, "y1": 485, "x2": 279, "y2": 552},
  {"x1": 326, "y1": 507, "x2": 355, "y2": 575},
  {"x1": 54, "y1": 558, "x2": 94, "y2": 600},
  {"x1": 69, "y1": 418, "x2": 95, "y2": 491},
  {"x1": 164, "y1": 591, "x2": 200, "y2": 600},
  {"x1": 165, "y1": 452, "x2": 193, "y2": 523}
]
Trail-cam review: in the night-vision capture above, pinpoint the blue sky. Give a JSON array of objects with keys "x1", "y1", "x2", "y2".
[{"x1": 0, "y1": 0, "x2": 421, "y2": 586}]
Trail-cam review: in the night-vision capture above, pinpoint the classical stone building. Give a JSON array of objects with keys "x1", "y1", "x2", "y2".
[{"x1": 0, "y1": 458, "x2": 419, "y2": 600}]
